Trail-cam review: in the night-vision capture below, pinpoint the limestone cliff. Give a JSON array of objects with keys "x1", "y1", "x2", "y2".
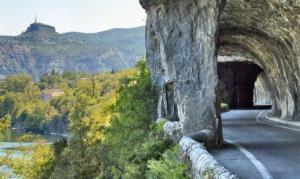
[
  {"x1": 141, "y1": 0, "x2": 300, "y2": 147},
  {"x1": 0, "y1": 22, "x2": 145, "y2": 80},
  {"x1": 141, "y1": 0, "x2": 223, "y2": 147}
]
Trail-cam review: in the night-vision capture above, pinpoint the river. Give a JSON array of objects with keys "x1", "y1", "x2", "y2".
[{"x1": 0, "y1": 129, "x2": 65, "y2": 178}]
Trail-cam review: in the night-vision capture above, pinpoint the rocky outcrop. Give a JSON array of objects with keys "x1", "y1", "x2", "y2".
[
  {"x1": 0, "y1": 24, "x2": 145, "y2": 81},
  {"x1": 141, "y1": 0, "x2": 300, "y2": 150},
  {"x1": 140, "y1": 0, "x2": 223, "y2": 147},
  {"x1": 23, "y1": 22, "x2": 57, "y2": 36},
  {"x1": 163, "y1": 121, "x2": 183, "y2": 143}
]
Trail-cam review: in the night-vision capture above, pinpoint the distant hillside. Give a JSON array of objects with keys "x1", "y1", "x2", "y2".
[{"x1": 0, "y1": 22, "x2": 145, "y2": 80}]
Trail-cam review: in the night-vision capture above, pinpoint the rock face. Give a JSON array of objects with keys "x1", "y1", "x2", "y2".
[
  {"x1": 218, "y1": 0, "x2": 300, "y2": 121},
  {"x1": 141, "y1": 0, "x2": 223, "y2": 146},
  {"x1": 253, "y1": 73, "x2": 272, "y2": 106},
  {"x1": 24, "y1": 22, "x2": 57, "y2": 35},
  {"x1": 141, "y1": 0, "x2": 300, "y2": 146},
  {"x1": 0, "y1": 23, "x2": 145, "y2": 81}
]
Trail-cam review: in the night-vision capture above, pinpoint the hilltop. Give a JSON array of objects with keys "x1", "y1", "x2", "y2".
[{"x1": 0, "y1": 21, "x2": 145, "y2": 80}]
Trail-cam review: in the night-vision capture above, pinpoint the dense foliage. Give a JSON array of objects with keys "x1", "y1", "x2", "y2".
[
  {"x1": 0, "y1": 61, "x2": 188, "y2": 179},
  {"x1": 0, "y1": 74, "x2": 55, "y2": 133},
  {"x1": 0, "y1": 136, "x2": 54, "y2": 179}
]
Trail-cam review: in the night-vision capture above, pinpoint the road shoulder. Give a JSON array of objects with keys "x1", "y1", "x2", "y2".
[{"x1": 257, "y1": 111, "x2": 300, "y2": 132}]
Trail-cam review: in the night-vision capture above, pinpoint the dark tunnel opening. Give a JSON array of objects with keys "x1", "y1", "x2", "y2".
[{"x1": 218, "y1": 61, "x2": 272, "y2": 110}]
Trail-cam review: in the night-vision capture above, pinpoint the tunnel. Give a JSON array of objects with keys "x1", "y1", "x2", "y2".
[
  {"x1": 141, "y1": 0, "x2": 300, "y2": 147},
  {"x1": 218, "y1": 61, "x2": 268, "y2": 109}
]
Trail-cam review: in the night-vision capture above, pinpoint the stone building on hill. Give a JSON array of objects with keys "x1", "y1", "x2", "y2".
[{"x1": 40, "y1": 89, "x2": 64, "y2": 102}]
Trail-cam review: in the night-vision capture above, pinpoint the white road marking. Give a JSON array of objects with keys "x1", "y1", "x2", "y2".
[
  {"x1": 226, "y1": 139, "x2": 274, "y2": 179},
  {"x1": 256, "y1": 111, "x2": 300, "y2": 132}
]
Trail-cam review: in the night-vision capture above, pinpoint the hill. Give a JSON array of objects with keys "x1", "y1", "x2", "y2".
[{"x1": 0, "y1": 22, "x2": 145, "y2": 80}]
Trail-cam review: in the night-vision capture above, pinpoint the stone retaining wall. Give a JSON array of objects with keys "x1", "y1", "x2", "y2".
[
  {"x1": 163, "y1": 121, "x2": 238, "y2": 179},
  {"x1": 180, "y1": 137, "x2": 238, "y2": 179}
]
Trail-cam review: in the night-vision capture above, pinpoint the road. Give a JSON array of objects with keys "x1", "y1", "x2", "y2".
[{"x1": 211, "y1": 110, "x2": 300, "y2": 179}]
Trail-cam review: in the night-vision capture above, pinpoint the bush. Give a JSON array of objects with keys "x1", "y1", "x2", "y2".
[
  {"x1": 221, "y1": 103, "x2": 229, "y2": 113},
  {"x1": 147, "y1": 145, "x2": 189, "y2": 179}
]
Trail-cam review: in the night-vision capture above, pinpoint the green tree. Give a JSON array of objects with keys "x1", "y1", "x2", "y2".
[
  {"x1": 0, "y1": 114, "x2": 11, "y2": 140},
  {"x1": 147, "y1": 146, "x2": 188, "y2": 179},
  {"x1": 102, "y1": 60, "x2": 159, "y2": 178},
  {"x1": 46, "y1": 68, "x2": 134, "y2": 178},
  {"x1": 5, "y1": 75, "x2": 32, "y2": 92},
  {"x1": 0, "y1": 61, "x2": 188, "y2": 179},
  {"x1": 0, "y1": 137, "x2": 54, "y2": 179}
]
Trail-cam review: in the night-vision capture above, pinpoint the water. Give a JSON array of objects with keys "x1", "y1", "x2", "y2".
[
  {"x1": 1, "y1": 129, "x2": 64, "y2": 156},
  {"x1": 0, "y1": 129, "x2": 65, "y2": 178},
  {"x1": 3, "y1": 129, "x2": 64, "y2": 143}
]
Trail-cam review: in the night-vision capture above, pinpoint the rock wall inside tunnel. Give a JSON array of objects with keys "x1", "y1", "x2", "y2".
[
  {"x1": 218, "y1": 0, "x2": 300, "y2": 121},
  {"x1": 218, "y1": 61, "x2": 263, "y2": 109},
  {"x1": 254, "y1": 73, "x2": 272, "y2": 106}
]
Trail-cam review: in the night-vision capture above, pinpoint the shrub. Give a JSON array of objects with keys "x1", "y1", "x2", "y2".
[
  {"x1": 147, "y1": 145, "x2": 189, "y2": 179},
  {"x1": 221, "y1": 103, "x2": 229, "y2": 113}
]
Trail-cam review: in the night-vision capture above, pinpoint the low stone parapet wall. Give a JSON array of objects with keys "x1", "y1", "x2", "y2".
[
  {"x1": 163, "y1": 121, "x2": 238, "y2": 179},
  {"x1": 179, "y1": 136, "x2": 238, "y2": 179}
]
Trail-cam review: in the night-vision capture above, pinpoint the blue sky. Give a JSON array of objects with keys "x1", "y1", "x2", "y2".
[{"x1": 0, "y1": 0, "x2": 146, "y2": 35}]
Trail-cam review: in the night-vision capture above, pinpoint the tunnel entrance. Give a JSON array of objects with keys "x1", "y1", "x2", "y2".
[{"x1": 218, "y1": 61, "x2": 270, "y2": 109}]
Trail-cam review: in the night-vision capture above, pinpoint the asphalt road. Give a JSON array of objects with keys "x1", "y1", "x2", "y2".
[{"x1": 211, "y1": 110, "x2": 300, "y2": 179}]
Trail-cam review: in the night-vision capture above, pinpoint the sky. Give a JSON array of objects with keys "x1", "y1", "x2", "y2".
[{"x1": 0, "y1": 0, "x2": 146, "y2": 36}]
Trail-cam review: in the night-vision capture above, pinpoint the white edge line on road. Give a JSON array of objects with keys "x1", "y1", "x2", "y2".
[
  {"x1": 256, "y1": 111, "x2": 300, "y2": 132},
  {"x1": 226, "y1": 139, "x2": 274, "y2": 179}
]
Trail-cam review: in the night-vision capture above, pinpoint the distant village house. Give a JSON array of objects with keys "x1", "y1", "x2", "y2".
[{"x1": 40, "y1": 89, "x2": 64, "y2": 102}]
